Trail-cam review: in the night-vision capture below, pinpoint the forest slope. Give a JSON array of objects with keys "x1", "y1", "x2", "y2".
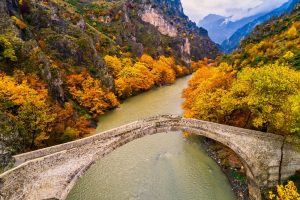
[{"x1": 0, "y1": 0, "x2": 219, "y2": 165}]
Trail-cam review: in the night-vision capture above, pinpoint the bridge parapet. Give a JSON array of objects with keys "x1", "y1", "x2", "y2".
[{"x1": 0, "y1": 115, "x2": 299, "y2": 200}]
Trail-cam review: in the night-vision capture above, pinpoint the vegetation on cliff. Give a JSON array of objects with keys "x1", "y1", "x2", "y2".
[
  {"x1": 0, "y1": 0, "x2": 218, "y2": 158},
  {"x1": 183, "y1": 4, "x2": 300, "y2": 198},
  {"x1": 183, "y1": 5, "x2": 300, "y2": 144}
]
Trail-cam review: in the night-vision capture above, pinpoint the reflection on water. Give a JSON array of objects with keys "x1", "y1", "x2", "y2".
[{"x1": 67, "y1": 76, "x2": 235, "y2": 200}]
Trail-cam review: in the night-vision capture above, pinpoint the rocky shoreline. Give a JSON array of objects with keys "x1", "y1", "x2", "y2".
[{"x1": 201, "y1": 138, "x2": 249, "y2": 200}]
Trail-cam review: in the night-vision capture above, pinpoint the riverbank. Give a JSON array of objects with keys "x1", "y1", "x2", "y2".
[
  {"x1": 67, "y1": 76, "x2": 236, "y2": 200},
  {"x1": 201, "y1": 138, "x2": 249, "y2": 200}
]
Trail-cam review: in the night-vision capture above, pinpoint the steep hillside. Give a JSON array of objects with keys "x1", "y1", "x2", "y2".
[
  {"x1": 229, "y1": 4, "x2": 300, "y2": 70},
  {"x1": 0, "y1": 0, "x2": 220, "y2": 159},
  {"x1": 184, "y1": 6, "x2": 300, "y2": 197},
  {"x1": 64, "y1": 0, "x2": 220, "y2": 63},
  {"x1": 221, "y1": 0, "x2": 297, "y2": 53},
  {"x1": 184, "y1": 3, "x2": 300, "y2": 141}
]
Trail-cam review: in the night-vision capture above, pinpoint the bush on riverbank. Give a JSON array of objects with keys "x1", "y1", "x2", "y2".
[{"x1": 268, "y1": 181, "x2": 300, "y2": 200}]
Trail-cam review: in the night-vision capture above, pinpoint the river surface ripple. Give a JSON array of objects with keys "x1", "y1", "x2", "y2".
[{"x1": 67, "y1": 76, "x2": 235, "y2": 200}]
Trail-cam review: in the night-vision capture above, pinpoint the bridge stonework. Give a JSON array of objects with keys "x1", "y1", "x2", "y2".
[{"x1": 0, "y1": 115, "x2": 299, "y2": 200}]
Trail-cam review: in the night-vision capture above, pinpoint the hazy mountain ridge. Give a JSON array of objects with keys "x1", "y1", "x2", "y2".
[
  {"x1": 198, "y1": 13, "x2": 265, "y2": 44},
  {"x1": 221, "y1": 0, "x2": 298, "y2": 53}
]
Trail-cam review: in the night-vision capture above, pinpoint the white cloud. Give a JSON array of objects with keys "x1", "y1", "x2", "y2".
[{"x1": 181, "y1": 0, "x2": 289, "y2": 22}]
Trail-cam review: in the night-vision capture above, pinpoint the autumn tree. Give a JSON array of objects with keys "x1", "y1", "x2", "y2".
[
  {"x1": 174, "y1": 65, "x2": 190, "y2": 77},
  {"x1": 0, "y1": 71, "x2": 96, "y2": 151},
  {"x1": 105, "y1": 54, "x2": 189, "y2": 98},
  {"x1": 182, "y1": 63, "x2": 236, "y2": 123},
  {"x1": 11, "y1": 16, "x2": 27, "y2": 30},
  {"x1": 222, "y1": 64, "x2": 300, "y2": 135},
  {"x1": 17, "y1": 101, "x2": 56, "y2": 149},
  {"x1": 50, "y1": 102, "x2": 94, "y2": 143},
  {"x1": 104, "y1": 55, "x2": 122, "y2": 77},
  {"x1": 191, "y1": 57, "x2": 211, "y2": 72},
  {"x1": 0, "y1": 73, "x2": 55, "y2": 150},
  {"x1": 0, "y1": 35, "x2": 17, "y2": 62},
  {"x1": 67, "y1": 71, "x2": 119, "y2": 116},
  {"x1": 140, "y1": 54, "x2": 155, "y2": 70},
  {"x1": 115, "y1": 62, "x2": 155, "y2": 98},
  {"x1": 151, "y1": 56, "x2": 176, "y2": 85},
  {"x1": 269, "y1": 181, "x2": 300, "y2": 200}
]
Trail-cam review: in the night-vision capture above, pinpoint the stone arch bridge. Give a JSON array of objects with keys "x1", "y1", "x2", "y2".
[{"x1": 0, "y1": 115, "x2": 300, "y2": 200}]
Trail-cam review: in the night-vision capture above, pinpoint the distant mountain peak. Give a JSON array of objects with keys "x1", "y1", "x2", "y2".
[
  {"x1": 198, "y1": 13, "x2": 264, "y2": 44},
  {"x1": 221, "y1": 0, "x2": 298, "y2": 53},
  {"x1": 203, "y1": 14, "x2": 225, "y2": 20}
]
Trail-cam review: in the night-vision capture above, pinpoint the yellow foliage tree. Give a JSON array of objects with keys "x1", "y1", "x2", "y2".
[
  {"x1": 269, "y1": 181, "x2": 300, "y2": 200},
  {"x1": 191, "y1": 57, "x2": 211, "y2": 72},
  {"x1": 174, "y1": 65, "x2": 190, "y2": 77},
  {"x1": 222, "y1": 64, "x2": 300, "y2": 135},
  {"x1": 0, "y1": 35, "x2": 17, "y2": 61},
  {"x1": 17, "y1": 101, "x2": 56, "y2": 149},
  {"x1": 140, "y1": 54, "x2": 155, "y2": 70},
  {"x1": 11, "y1": 16, "x2": 27, "y2": 30},
  {"x1": 0, "y1": 73, "x2": 57, "y2": 149},
  {"x1": 104, "y1": 55, "x2": 122, "y2": 77},
  {"x1": 0, "y1": 73, "x2": 47, "y2": 107},
  {"x1": 182, "y1": 63, "x2": 236, "y2": 122},
  {"x1": 115, "y1": 62, "x2": 155, "y2": 98},
  {"x1": 152, "y1": 56, "x2": 176, "y2": 85}
]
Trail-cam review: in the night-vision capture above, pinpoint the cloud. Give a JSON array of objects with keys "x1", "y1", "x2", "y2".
[{"x1": 181, "y1": 0, "x2": 289, "y2": 22}]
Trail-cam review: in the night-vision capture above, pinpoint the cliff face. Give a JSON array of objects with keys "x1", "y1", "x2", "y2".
[
  {"x1": 135, "y1": 0, "x2": 220, "y2": 63},
  {"x1": 0, "y1": 0, "x2": 222, "y2": 167},
  {"x1": 0, "y1": 0, "x2": 220, "y2": 104}
]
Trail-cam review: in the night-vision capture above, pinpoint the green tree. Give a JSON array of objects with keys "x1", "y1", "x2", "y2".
[
  {"x1": 222, "y1": 64, "x2": 300, "y2": 135},
  {"x1": 17, "y1": 101, "x2": 56, "y2": 149},
  {"x1": 0, "y1": 35, "x2": 17, "y2": 61}
]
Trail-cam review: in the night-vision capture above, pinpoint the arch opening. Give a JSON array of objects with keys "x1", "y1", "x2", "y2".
[
  {"x1": 0, "y1": 116, "x2": 268, "y2": 200},
  {"x1": 64, "y1": 125, "x2": 260, "y2": 200}
]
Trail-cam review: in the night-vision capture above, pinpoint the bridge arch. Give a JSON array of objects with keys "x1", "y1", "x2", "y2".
[{"x1": 0, "y1": 115, "x2": 299, "y2": 200}]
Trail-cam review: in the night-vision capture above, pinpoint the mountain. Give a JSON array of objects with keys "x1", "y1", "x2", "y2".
[
  {"x1": 287, "y1": 0, "x2": 300, "y2": 13},
  {"x1": 0, "y1": 0, "x2": 220, "y2": 158},
  {"x1": 198, "y1": 13, "x2": 265, "y2": 44},
  {"x1": 0, "y1": 0, "x2": 220, "y2": 104},
  {"x1": 221, "y1": 0, "x2": 297, "y2": 53},
  {"x1": 183, "y1": 8, "x2": 300, "y2": 196},
  {"x1": 228, "y1": 2, "x2": 299, "y2": 70}
]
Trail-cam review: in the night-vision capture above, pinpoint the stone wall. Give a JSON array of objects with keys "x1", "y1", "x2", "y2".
[{"x1": 0, "y1": 115, "x2": 300, "y2": 200}]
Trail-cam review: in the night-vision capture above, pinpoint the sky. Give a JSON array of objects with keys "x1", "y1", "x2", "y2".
[{"x1": 181, "y1": 0, "x2": 289, "y2": 22}]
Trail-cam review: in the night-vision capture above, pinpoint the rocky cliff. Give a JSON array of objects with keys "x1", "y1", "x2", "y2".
[
  {"x1": 0, "y1": 0, "x2": 220, "y2": 158},
  {"x1": 0, "y1": 0, "x2": 219, "y2": 103}
]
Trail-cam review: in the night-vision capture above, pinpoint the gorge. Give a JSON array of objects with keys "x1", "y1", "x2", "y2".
[{"x1": 0, "y1": 0, "x2": 299, "y2": 200}]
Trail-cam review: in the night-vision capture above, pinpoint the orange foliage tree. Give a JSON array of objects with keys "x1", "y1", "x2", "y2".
[
  {"x1": 0, "y1": 72, "x2": 95, "y2": 150},
  {"x1": 67, "y1": 70, "x2": 119, "y2": 116},
  {"x1": 182, "y1": 62, "x2": 236, "y2": 123},
  {"x1": 50, "y1": 102, "x2": 94, "y2": 143},
  {"x1": 105, "y1": 54, "x2": 190, "y2": 99},
  {"x1": 151, "y1": 56, "x2": 176, "y2": 85},
  {"x1": 0, "y1": 73, "x2": 55, "y2": 149}
]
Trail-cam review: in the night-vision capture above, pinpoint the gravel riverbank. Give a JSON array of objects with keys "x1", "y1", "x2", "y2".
[{"x1": 202, "y1": 138, "x2": 249, "y2": 200}]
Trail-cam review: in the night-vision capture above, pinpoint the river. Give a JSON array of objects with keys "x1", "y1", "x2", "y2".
[{"x1": 66, "y1": 76, "x2": 235, "y2": 200}]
